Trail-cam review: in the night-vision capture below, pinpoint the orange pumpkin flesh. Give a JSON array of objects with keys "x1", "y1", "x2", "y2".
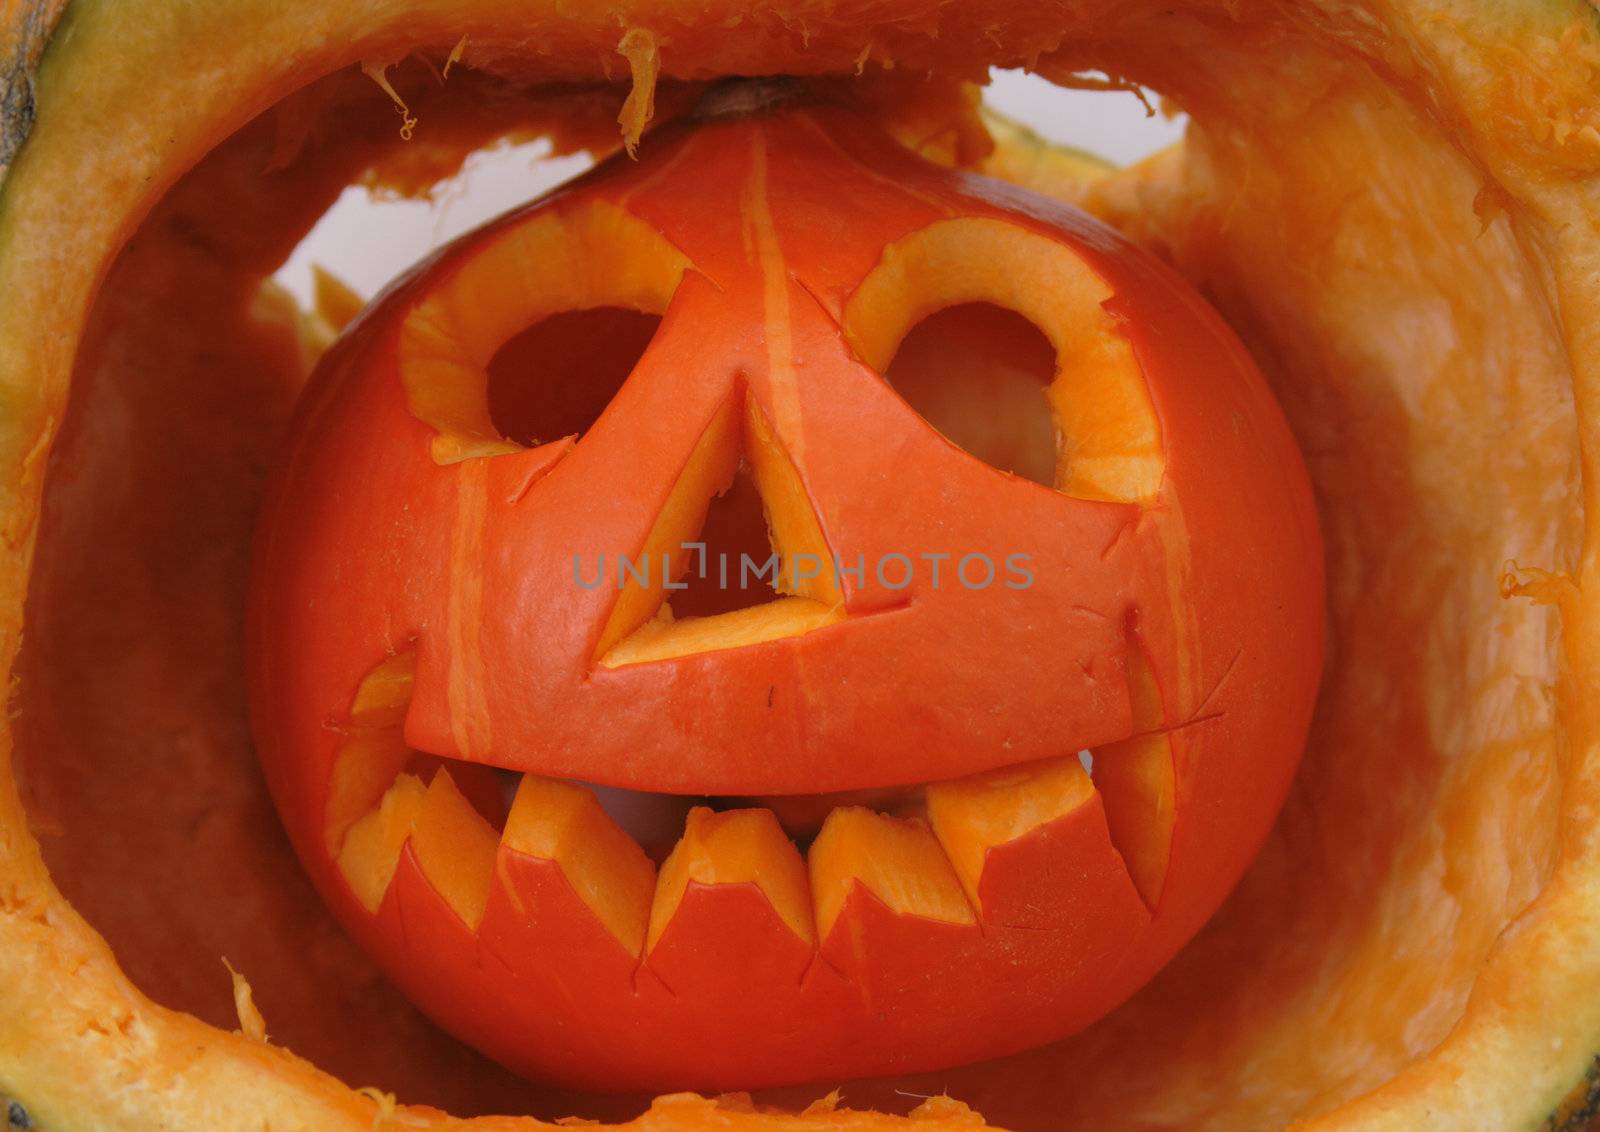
[
  {"x1": 247, "y1": 94, "x2": 1322, "y2": 1090},
  {"x1": 5, "y1": 2, "x2": 1599, "y2": 1129}
]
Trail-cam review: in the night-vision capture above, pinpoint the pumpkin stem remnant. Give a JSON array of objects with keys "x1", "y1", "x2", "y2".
[
  {"x1": 616, "y1": 27, "x2": 658, "y2": 158},
  {"x1": 359, "y1": 60, "x2": 418, "y2": 141},
  {"x1": 221, "y1": 958, "x2": 266, "y2": 1043},
  {"x1": 695, "y1": 77, "x2": 803, "y2": 120},
  {"x1": 0, "y1": 0, "x2": 68, "y2": 183}
]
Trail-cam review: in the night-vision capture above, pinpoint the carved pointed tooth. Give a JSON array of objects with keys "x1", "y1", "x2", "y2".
[
  {"x1": 324, "y1": 728, "x2": 412, "y2": 859},
  {"x1": 1093, "y1": 732, "x2": 1175, "y2": 909},
  {"x1": 632, "y1": 808, "x2": 817, "y2": 1051},
  {"x1": 501, "y1": 775, "x2": 656, "y2": 957},
  {"x1": 924, "y1": 755, "x2": 1098, "y2": 914},
  {"x1": 336, "y1": 772, "x2": 426, "y2": 914},
  {"x1": 756, "y1": 787, "x2": 919, "y2": 839},
  {"x1": 347, "y1": 650, "x2": 416, "y2": 726},
  {"x1": 1092, "y1": 644, "x2": 1176, "y2": 909},
  {"x1": 403, "y1": 754, "x2": 510, "y2": 830},
  {"x1": 410, "y1": 767, "x2": 501, "y2": 930},
  {"x1": 808, "y1": 807, "x2": 974, "y2": 941},
  {"x1": 647, "y1": 806, "x2": 815, "y2": 952},
  {"x1": 325, "y1": 651, "x2": 418, "y2": 855}
]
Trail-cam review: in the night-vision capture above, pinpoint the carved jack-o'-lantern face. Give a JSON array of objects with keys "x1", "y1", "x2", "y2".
[{"x1": 248, "y1": 92, "x2": 1323, "y2": 1092}]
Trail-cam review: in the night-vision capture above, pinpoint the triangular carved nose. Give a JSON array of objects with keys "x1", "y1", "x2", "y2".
[{"x1": 595, "y1": 390, "x2": 845, "y2": 667}]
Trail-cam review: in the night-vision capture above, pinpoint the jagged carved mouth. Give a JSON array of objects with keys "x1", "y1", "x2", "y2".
[
  {"x1": 327, "y1": 640, "x2": 1176, "y2": 947},
  {"x1": 309, "y1": 633, "x2": 1182, "y2": 1094}
]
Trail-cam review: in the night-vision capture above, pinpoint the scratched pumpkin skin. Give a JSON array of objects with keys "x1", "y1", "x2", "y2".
[{"x1": 247, "y1": 99, "x2": 1323, "y2": 1091}]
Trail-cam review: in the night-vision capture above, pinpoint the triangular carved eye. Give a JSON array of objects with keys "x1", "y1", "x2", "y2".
[{"x1": 842, "y1": 217, "x2": 1165, "y2": 504}]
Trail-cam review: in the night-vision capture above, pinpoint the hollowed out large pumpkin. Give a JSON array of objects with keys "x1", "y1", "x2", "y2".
[{"x1": 0, "y1": 1, "x2": 1597, "y2": 1130}]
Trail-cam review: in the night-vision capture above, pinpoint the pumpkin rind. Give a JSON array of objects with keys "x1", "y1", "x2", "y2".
[{"x1": 1, "y1": 1, "x2": 1598, "y2": 1130}]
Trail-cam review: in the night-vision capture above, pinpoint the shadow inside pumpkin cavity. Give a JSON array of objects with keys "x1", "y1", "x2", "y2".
[
  {"x1": 8, "y1": 31, "x2": 1581, "y2": 1132},
  {"x1": 815, "y1": 34, "x2": 1576, "y2": 1126},
  {"x1": 486, "y1": 307, "x2": 663, "y2": 448},
  {"x1": 11, "y1": 66, "x2": 659, "y2": 1123}
]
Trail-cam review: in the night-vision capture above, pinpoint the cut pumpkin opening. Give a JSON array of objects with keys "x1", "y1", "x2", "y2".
[
  {"x1": 1091, "y1": 636, "x2": 1176, "y2": 910},
  {"x1": 595, "y1": 391, "x2": 846, "y2": 667},
  {"x1": 486, "y1": 307, "x2": 663, "y2": 448},
  {"x1": 883, "y1": 301, "x2": 1058, "y2": 487},
  {"x1": 665, "y1": 465, "x2": 778, "y2": 618},
  {"x1": 398, "y1": 200, "x2": 690, "y2": 464},
  {"x1": 842, "y1": 215, "x2": 1164, "y2": 504},
  {"x1": 325, "y1": 640, "x2": 1166, "y2": 977}
]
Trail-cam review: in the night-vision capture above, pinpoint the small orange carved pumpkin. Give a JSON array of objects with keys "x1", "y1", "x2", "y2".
[{"x1": 247, "y1": 95, "x2": 1322, "y2": 1091}]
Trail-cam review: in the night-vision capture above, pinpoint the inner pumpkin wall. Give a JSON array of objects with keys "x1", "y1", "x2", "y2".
[
  {"x1": 11, "y1": 68, "x2": 656, "y2": 1122},
  {"x1": 849, "y1": 25, "x2": 1580, "y2": 1126},
  {"x1": 9, "y1": 20, "x2": 1580, "y2": 1132}
]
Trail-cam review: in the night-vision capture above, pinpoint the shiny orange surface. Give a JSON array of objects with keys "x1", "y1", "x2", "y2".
[{"x1": 247, "y1": 97, "x2": 1322, "y2": 1091}]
